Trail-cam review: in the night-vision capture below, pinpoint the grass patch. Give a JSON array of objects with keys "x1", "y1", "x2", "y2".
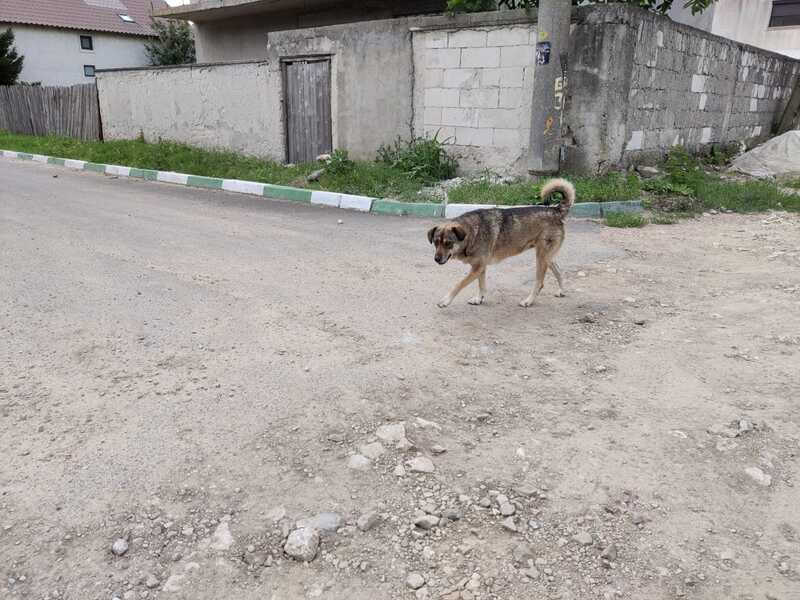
[
  {"x1": 643, "y1": 147, "x2": 800, "y2": 214},
  {"x1": 605, "y1": 212, "x2": 646, "y2": 228},
  {"x1": 447, "y1": 172, "x2": 641, "y2": 206},
  {"x1": 783, "y1": 179, "x2": 800, "y2": 190},
  {"x1": 0, "y1": 131, "x2": 446, "y2": 202}
]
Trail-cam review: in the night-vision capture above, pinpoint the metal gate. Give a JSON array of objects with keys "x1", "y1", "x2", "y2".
[{"x1": 283, "y1": 57, "x2": 333, "y2": 164}]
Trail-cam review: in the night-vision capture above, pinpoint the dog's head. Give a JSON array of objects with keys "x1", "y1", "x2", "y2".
[{"x1": 427, "y1": 223, "x2": 467, "y2": 265}]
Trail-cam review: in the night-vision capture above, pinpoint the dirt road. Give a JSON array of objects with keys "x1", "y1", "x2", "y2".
[{"x1": 1, "y1": 159, "x2": 798, "y2": 600}]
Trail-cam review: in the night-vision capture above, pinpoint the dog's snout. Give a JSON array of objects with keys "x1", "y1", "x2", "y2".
[{"x1": 435, "y1": 254, "x2": 447, "y2": 265}]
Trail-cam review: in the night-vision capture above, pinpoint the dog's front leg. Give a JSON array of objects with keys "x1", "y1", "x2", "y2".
[
  {"x1": 438, "y1": 267, "x2": 481, "y2": 308},
  {"x1": 468, "y1": 268, "x2": 487, "y2": 305}
]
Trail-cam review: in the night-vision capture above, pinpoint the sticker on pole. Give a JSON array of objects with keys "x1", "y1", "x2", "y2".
[{"x1": 536, "y1": 41, "x2": 551, "y2": 65}]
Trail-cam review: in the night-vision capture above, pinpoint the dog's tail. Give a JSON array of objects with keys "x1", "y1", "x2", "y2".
[{"x1": 540, "y1": 178, "x2": 576, "y2": 217}]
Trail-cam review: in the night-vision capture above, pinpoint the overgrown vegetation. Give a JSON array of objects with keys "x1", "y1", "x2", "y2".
[
  {"x1": 446, "y1": 0, "x2": 717, "y2": 15},
  {"x1": 645, "y1": 147, "x2": 800, "y2": 213},
  {"x1": 145, "y1": 19, "x2": 196, "y2": 66},
  {"x1": 0, "y1": 28, "x2": 24, "y2": 85},
  {"x1": 377, "y1": 134, "x2": 458, "y2": 182}
]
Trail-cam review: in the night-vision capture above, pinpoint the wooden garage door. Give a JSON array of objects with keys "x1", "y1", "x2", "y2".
[{"x1": 283, "y1": 58, "x2": 333, "y2": 164}]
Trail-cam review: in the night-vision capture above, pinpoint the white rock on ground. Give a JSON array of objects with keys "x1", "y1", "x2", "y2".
[
  {"x1": 359, "y1": 441, "x2": 385, "y2": 459},
  {"x1": 210, "y1": 521, "x2": 234, "y2": 551},
  {"x1": 744, "y1": 466, "x2": 772, "y2": 487},
  {"x1": 407, "y1": 456, "x2": 435, "y2": 473},
  {"x1": 376, "y1": 422, "x2": 406, "y2": 443},
  {"x1": 347, "y1": 454, "x2": 371, "y2": 470},
  {"x1": 111, "y1": 538, "x2": 128, "y2": 556},
  {"x1": 295, "y1": 512, "x2": 343, "y2": 534},
  {"x1": 284, "y1": 527, "x2": 320, "y2": 562},
  {"x1": 406, "y1": 573, "x2": 426, "y2": 590}
]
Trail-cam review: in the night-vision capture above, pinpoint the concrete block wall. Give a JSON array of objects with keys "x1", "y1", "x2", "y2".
[
  {"x1": 412, "y1": 23, "x2": 536, "y2": 174},
  {"x1": 625, "y1": 10, "x2": 799, "y2": 160},
  {"x1": 566, "y1": 5, "x2": 800, "y2": 172}
]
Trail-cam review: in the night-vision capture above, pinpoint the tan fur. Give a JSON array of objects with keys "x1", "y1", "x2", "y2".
[{"x1": 427, "y1": 178, "x2": 575, "y2": 308}]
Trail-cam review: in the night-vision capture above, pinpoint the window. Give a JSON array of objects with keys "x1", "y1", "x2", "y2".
[
  {"x1": 118, "y1": 14, "x2": 135, "y2": 23},
  {"x1": 84, "y1": 65, "x2": 95, "y2": 77},
  {"x1": 80, "y1": 35, "x2": 93, "y2": 51},
  {"x1": 770, "y1": 0, "x2": 800, "y2": 27}
]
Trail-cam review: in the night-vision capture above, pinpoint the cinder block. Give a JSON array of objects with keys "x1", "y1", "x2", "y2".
[
  {"x1": 500, "y1": 45, "x2": 532, "y2": 68},
  {"x1": 424, "y1": 68, "x2": 443, "y2": 87},
  {"x1": 428, "y1": 48, "x2": 461, "y2": 69},
  {"x1": 492, "y1": 128, "x2": 520, "y2": 148},
  {"x1": 499, "y1": 87, "x2": 523, "y2": 108},
  {"x1": 448, "y1": 30, "x2": 487, "y2": 48},
  {"x1": 481, "y1": 68, "x2": 501, "y2": 87},
  {"x1": 701, "y1": 127, "x2": 713, "y2": 143},
  {"x1": 750, "y1": 97, "x2": 758, "y2": 112},
  {"x1": 425, "y1": 87, "x2": 460, "y2": 107},
  {"x1": 460, "y1": 88, "x2": 499, "y2": 108},
  {"x1": 423, "y1": 107, "x2": 443, "y2": 126},
  {"x1": 478, "y1": 108, "x2": 520, "y2": 129},
  {"x1": 442, "y1": 68, "x2": 480, "y2": 89},
  {"x1": 698, "y1": 93, "x2": 708, "y2": 110},
  {"x1": 690, "y1": 74, "x2": 706, "y2": 93},
  {"x1": 499, "y1": 67, "x2": 524, "y2": 87},
  {"x1": 454, "y1": 127, "x2": 493, "y2": 147},
  {"x1": 487, "y1": 27, "x2": 530, "y2": 47},
  {"x1": 461, "y1": 47, "x2": 500, "y2": 69},
  {"x1": 442, "y1": 108, "x2": 479, "y2": 127},
  {"x1": 425, "y1": 32, "x2": 448, "y2": 49}
]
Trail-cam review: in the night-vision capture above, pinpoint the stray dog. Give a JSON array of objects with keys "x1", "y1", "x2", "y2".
[{"x1": 427, "y1": 178, "x2": 575, "y2": 308}]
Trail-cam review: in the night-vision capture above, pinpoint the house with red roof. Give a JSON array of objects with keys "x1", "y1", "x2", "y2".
[{"x1": 0, "y1": 0, "x2": 168, "y2": 85}]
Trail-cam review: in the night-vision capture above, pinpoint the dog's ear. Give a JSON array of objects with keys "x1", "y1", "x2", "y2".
[
  {"x1": 452, "y1": 225, "x2": 467, "y2": 242},
  {"x1": 427, "y1": 226, "x2": 437, "y2": 244}
]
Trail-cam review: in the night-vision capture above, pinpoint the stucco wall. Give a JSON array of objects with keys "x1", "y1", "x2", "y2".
[
  {"x1": 566, "y1": 5, "x2": 800, "y2": 172},
  {"x1": 411, "y1": 23, "x2": 537, "y2": 174},
  {"x1": 265, "y1": 18, "x2": 417, "y2": 161},
  {"x1": 96, "y1": 62, "x2": 284, "y2": 159},
  {"x1": 2, "y1": 24, "x2": 151, "y2": 86}
]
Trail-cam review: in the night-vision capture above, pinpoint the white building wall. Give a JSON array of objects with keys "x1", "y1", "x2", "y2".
[
  {"x1": 412, "y1": 24, "x2": 537, "y2": 174},
  {"x1": 2, "y1": 24, "x2": 152, "y2": 86},
  {"x1": 668, "y1": 0, "x2": 800, "y2": 59}
]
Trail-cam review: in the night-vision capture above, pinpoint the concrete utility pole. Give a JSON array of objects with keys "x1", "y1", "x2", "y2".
[{"x1": 527, "y1": 0, "x2": 572, "y2": 175}]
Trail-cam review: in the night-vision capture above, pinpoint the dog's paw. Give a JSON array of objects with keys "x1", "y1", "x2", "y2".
[
  {"x1": 519, "y1": 298, "x2": 535, "y2": 308},
  {"x1": 554, "y1": 290, "x2": 566, "y2": 298},
  {"x1": 437, "y1": 297, "x2": 452, "y2": 308},
  {"x1": 467, "y1": 295, "x2": 485, "y2": 306}
]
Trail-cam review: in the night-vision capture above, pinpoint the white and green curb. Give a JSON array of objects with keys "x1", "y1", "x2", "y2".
[{"x1": 1, "y1": 149, "x2": 644, "y2": 219}]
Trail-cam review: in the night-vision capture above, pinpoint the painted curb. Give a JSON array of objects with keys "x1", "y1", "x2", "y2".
[{"x1": 0, "y1": 149, "x2": 644, "y2": 219}]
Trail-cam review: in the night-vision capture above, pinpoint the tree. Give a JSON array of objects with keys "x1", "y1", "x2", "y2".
[
  {"x1": 0, "y1": 28, "x2": 24, "y2": 85},
  {"x1": 145, "y1": 19, "x2": 196, "y2": 66},
  {"x1": 448, "y1": 0, "x2": 717, "y2": 15}
]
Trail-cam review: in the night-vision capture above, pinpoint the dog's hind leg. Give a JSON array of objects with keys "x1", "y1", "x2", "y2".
[
  {"x1": 549, "y1": 262, "x2": 565, "y2": 297},
  {"x1": 438, "y1": 266, "x2": 482, "y2": 308},
  {"x1": 468, "y1": 268, "x2": 487, "y2": 305}
]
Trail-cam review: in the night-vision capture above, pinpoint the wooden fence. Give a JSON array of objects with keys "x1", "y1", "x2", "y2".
[{"x1": 0, "y1": 84, "x2": 101, "y2": 140}]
